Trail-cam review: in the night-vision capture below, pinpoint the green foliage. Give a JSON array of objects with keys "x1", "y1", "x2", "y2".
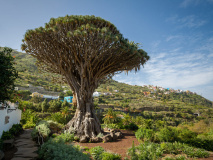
[
  {"x1": 177, "y1": 127, "x2": 197, "y2": 142},
  {"x1": 161, "y1": 142, "x2": 210, "y2": 158},
  {"x1": 9, "y1": 124, "x2": 23, "y2": 136},
  {"x1": 101, "y1": 152, "x2": 122, "y2": 160},
  {"x1": 61, "y1": 100, "x2": 70, "y2": 109},
  {"x1": 135, "y1": 127, "x2": 155, "y2": 142},
  {"x1": 64, "y1": 90, "x2": 73, "y2": 97},
  {"x1": 127, "y1": 141, "x2": 138, "y2": 160},
  {"x1": 48, "y1": 99, "x2": 62, "y2": 112},
  {"x1": 49, "y1": 112, "x2": 70, "y2": 124},
  {"x1": 89, "y1": 146, "x2": 121, "y2": 160},
  {"x1": 1, "y1": 131, "x2": 14, "y2": 140},
  {"x1": 103, "y1": 108, "x2": 120, "y2": 124},
  {"x1": 89, "y1": 146, "x2": 105, "y2": 160},
  {"x1": 105, "y1": 123, "x2": 119, "y2": 129},
  {"x1": 31, "y1": 120, "x2": 51, "y2": 139},
  {"x1": 41, "y1": 98, "x2": 49, "y2": 112},
  {"x1": 184, "y1": 138, "x2": 213, "y2": 151},
  {"x1": 38, "y1": 138, "x2": 90, "y2": 160},
  {"x1": 0, "y1": 47, "x2": 18, "y2": 103},
  {"x1": 53, "y1": 133, "x2": 74, "y2": 142},
  {"x1": 157, "y1": 127, "x2": 179, "y2": 142},
  {"x1": 30, "y1": 96, "x2": 42, "y2": 103},
  {"x1": 21, "y1": 109, "x2": 39, "y2": 129},
  {"x1": 128, "y1": 142, "x2": 163, "y2": 160}
]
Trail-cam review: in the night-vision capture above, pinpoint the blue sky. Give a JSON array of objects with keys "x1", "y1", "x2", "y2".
[{"x1": 0, "y1": 0, "x2": 213, "y2": 101}]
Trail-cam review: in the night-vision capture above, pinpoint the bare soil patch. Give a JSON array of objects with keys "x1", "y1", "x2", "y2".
[{"x1": 75, "y1": 130, "x2": 139, "y2": 159}]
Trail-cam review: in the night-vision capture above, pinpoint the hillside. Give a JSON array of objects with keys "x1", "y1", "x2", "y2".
[{"x1": 1, "y1": 47, "x2": 212, "y2": 110}]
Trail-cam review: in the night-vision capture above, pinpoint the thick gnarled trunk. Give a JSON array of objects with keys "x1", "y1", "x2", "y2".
[{"x1": 66, "y1": 92, "x2": 102, "y2": 139}]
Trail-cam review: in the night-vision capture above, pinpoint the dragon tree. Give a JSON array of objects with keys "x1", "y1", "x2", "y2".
[{"x1": 21, "y1": 15, "x2": 149, "y2": 140}]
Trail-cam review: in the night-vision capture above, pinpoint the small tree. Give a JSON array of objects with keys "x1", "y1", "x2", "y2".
[
  {"x1": 22, "y1": 15, "x2": 149, "y2": 139},
  {"x1": 0, "y1": 47, "x2": 18, "y2": 104}
]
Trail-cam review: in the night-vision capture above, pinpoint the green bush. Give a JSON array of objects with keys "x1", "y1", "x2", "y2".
[
  {"x1": 128, "y1": 142, "x2": 163, "y2": 160},
  {"x1": 31, "y1": 120, "x2": 51, "y2": 140},
  {"x1": 135, "y1": 127, "x2": 155, "y2": 142},
  {"x1": 101, "y1": 152, "x2": 121, "y2": 160},
  {"x1": 9, "y1": 124, "x2": 22, "y2": 135},
  {"x1": 1, "y1": 131, "x2": 14, "y2": 140},
  {"x1": 177, "y1": 128, "x2": 197, "y2": 142},
  {"x1": 184, "y1": 138, "x2": 213, "y2": 151},
  {"x1": 38, "y1": 138, "x2": 90, "y2": 160},
  {"x1": 89, "y1": 146, "x2": 121, "y2": 160},
  {"x1": 89, "y1": 146, "x2": 105, "y2": 160},
  {"x1": 157, "y1": 127, "x2": 178, "y2": 142},
  {"x1": 160, "y1": 142, "x2": 210, "y2": 158},
  {"x1": 53, "y1": 133, "x2": 74, "y2": 143},
  {"x1": 49, "y1": 112, "x2": 69, "y2": 124}
]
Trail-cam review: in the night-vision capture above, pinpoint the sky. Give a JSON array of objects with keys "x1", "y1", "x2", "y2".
[{"x1": 0, "y1": 0, "x2": 213, "y2": 101}]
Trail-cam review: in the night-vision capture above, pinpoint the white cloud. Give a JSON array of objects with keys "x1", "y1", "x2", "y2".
[
  {"x1": 180, "y1": 0, "x2": 201, "y2": 8},
  {"x1": 167, "y1": 15, "x2": 207, "y2": 29},
  {"x1": 143, "y1": 51, "x2": 213, "y2": 90},
  {"x1": 180, "y1": 0, "x2": 213, "y2": 8}
]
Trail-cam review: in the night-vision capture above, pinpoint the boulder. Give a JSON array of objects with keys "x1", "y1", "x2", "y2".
[
  {"x1": 115, "y1": 132, "x2": 123, "y2": 139},
  {"x1": 3, "y1": 139, "x2": 14, "y2": 150},
  {"x1": 79, "y1": 136, "x2": 88, "y2": 143},
  {"x1": 90, "y1": 137, "x2": 102, "y2": 143},
  {"x1": 110, "y1": 132, "x2": 117, "y2": 141},
  {"x1": 102, "y1": 134, "x2": 112, "y2": 142},
  {"x1": 110, "y1": 129, "x2": 120, "y2": 133}
]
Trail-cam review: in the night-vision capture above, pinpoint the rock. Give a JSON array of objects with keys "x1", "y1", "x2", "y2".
[
  {"x1": 0, "y1": 150, "x2": 4, "y2": 160},
  {"x1": 79, "y1": 136, "x2": 88, "y2": 143},
  {"x1": 110, "y1": 129, "x2": 120, "y2": 133},
  {"x1": 3, "y1": 139, "x2": 14, "y2": 150},
  {"x1": 110, "y1": 132, "x2": 117, "y2": 141},
  {"x1": 115, "y1": 132, "x2": 123, "y2": 139},
  {"x1": 90, "y1": 137, "x2": 102, "y2": 143},
  {"x1": 102, "y1": 134, "x2": 112, "y2": 142}
]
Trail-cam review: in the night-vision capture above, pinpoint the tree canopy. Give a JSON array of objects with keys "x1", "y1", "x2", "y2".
[
  {"x1": 21, "y1": 15, "x2": 149, "y2": 140},
  {"x1": 0, "y1": 47, "x2": 18, "y2": 104}
]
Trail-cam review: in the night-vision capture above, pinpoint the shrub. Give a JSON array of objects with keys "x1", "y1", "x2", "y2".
[
  {"x1": 135, "y1": 127, "x2": 155, "y2": 142},
  {"x1": 184, "y1": 138, "x2": 213, "y2": 151},
  {"x1": 53, "y1": 133, "x2": 74, "y2": 143},
  {"x1": 128, "y1": 142, "x2": 163, "y2": 160},
  {"x1": 89, "y1": 146, "x2": 122, "y2": 160},
  {"x1": 177, "y1": 127, "x2": 197, "y2": 142},
  {"x1": 38, "y1": 139, "x2": 90, "y2": 160},
  {"x1": 157, "y1": 127, "x2": 178, "y2": 142},
  {"x1": 101, "y1": 152, "x2": 121, "y2": 160},
  {"x1": 31, "y1": 120, "x2": 51, "y2": 140},
  {"x1": 89, "y1": 146, "x2": 105, "y2": 160},
  {"x1": 127, "y1": 122, "x2": 138, "y2": 131},
  {"x1": 49, "y1": 112, "x2": 69, "y2": 124},
  {"x1": 9, "y1": 124, "x2": 22, "y2": 136},
  {"x1": 1, "y1": 131, "x2": 14, "y2": 140},
  {"x1": 160, "y1": 142, "x2": 210, "y2": 158}
]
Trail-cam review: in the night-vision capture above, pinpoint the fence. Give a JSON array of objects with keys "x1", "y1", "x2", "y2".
[{"x1": 0, "y1": 102, "x2": 22, "y2": 137}]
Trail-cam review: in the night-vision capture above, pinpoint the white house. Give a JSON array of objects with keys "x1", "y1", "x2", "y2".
[
  {"x1": 93, "y1": 91, "x2": 101, "y2": 97},
  {"x1": 43, "y1": 95, "x2": 59, "y2": 99},
  {"x1": 0, "y1": 102, "x2": 22, "y2": 137}
]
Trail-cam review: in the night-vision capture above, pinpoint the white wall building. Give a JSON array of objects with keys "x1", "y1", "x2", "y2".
[
  {"x1": 0, "y1": 102, "x2": 22, "y2": 137},
  {"x1": 93, "y1": 91, "x2": 101, "y2": 97}
]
